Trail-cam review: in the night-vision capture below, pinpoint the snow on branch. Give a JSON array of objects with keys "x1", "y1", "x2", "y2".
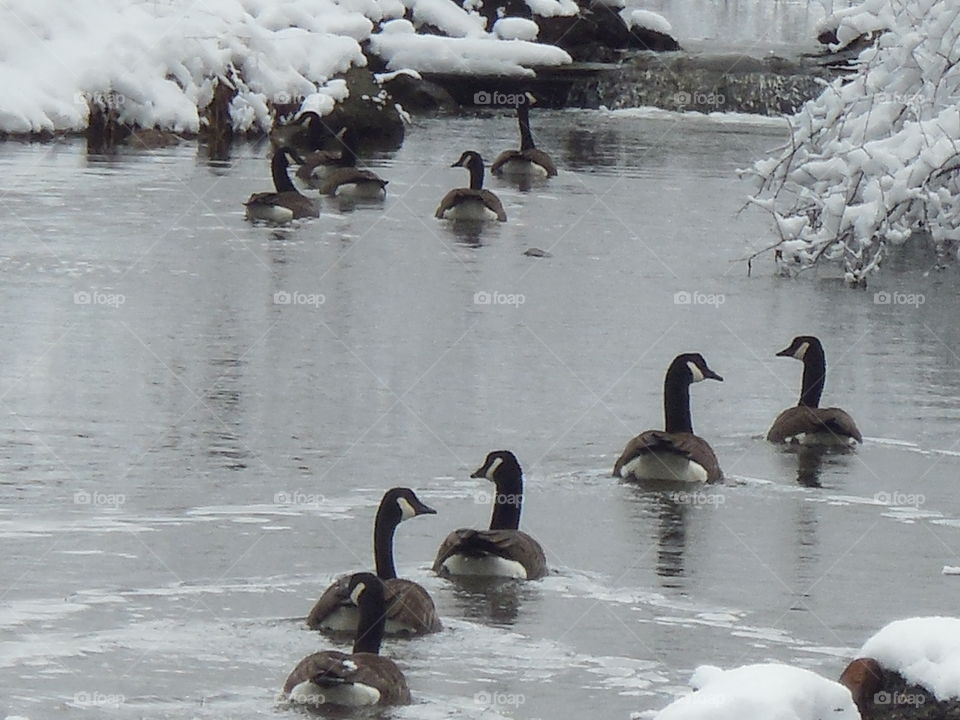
[{"x1": 743, "y1": 0, "x2": 960, "y2": 285}]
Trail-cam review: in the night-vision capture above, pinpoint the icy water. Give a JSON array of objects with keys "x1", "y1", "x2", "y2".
[{"x1": 2, "y1": 111, "x2": 959, "y2": 720}]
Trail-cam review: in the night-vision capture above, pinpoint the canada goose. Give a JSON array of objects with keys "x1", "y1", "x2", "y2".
[
  {"x1": 767, "y1": 336, "x2": 862, "y2": 445},
  {"x1": 433, "y1": 451, "x2": 547, "y2": 580},
  {"x1": 307, "y1": 488, "x2": 442, "y2": 636},
  {"x1": 244, "y1": 146, "x2": 318, "y2": 222},
  {"x1": 284, "y1": 573, "x2": 412, "y2": 708},
  {"x1": 490, "y1": 93, "x2": 557, "y2": 179},
  {"x1": 317, "y1": 128, "x2": 388, "y2": 199},
  {"x1": 613, "y1": 353, "x2": 724, "y2": 484},
  {"x1": 270, "y1": 110, "x2": 330, "y2": 154},
  {"x1": 434, "y1": 151, "x2": 507, "y2": 222},
  {"x1": 296, "y1": 127, "x2": 346, "y2": 186}
]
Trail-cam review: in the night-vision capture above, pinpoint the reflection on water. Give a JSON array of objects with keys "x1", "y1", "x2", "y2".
[{"x1": 2, "y1": 112, "x2": 960, "y2": 720}]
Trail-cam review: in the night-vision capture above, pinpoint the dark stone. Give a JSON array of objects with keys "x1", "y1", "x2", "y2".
[
  {"x1": 378, "y1": 72, "x2": 458, "y2": 114},
  {"x1": 322, "y1": 66, "x2": 405, "y2": 149}
]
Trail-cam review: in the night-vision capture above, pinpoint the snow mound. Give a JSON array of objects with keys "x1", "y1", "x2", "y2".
[
  {"x1": 525, "y1": 0, "x2": 579, "y2": 18},
  {"x1": 493, "y1": 17, "x2": 540, "y2": 42},
  {"x1": 745, "y1": 0, "x2": 960, "y2": 283},
  {"x1": 816, "y1": 0, "x2": 890, "y2": 49},
  {"x1": 369, "y1": 33, "x2": 571, "y2": 76},
  {"x1": 653, "y1": 663, "x2": 860, "y2": 720},
  {"x1": 620, "y1": 9, "x2": 673, "y2": 35},
  {"x1": 860, "y1": 617, "x2": 960, "y2": 701},
  {"x1": 409, "y1": 0, "x2": 487, "y2": 37}
]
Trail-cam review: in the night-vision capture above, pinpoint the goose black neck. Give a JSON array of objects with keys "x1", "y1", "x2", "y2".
[
  {"x1": 271, "y1": 153, "x2": 297, "y2": 193},
  {"x1": 468, "y1": 159, "x2": 484, "y2": 190},
  {"x1": 664, "y1": 368, "x2": 693, "y2": 434},
  {"x1": 517, "y1": 103, "x2": 535, "y2": 152},
  {"x1": 352, "y1": 588, "x2": 387, "y2": 655},
  {"x1": 373, "y1": 507, "x2": 398, "y2": 580},
  {"x1": 798, "y1": 346, "x2": 826, "y2": 408},
  {"x1": 489, "y1": 477, "x2": 522, "y2": 530}
]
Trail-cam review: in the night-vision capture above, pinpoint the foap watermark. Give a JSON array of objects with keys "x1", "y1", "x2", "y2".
[
  {"x1": 74, "y1": 290, "x2": 125, "y2": 308},
  {"x1": 474, "y1": 690, "x2": 525, "y2": 708},
  {"x1": 474, "y1": 490, "x2": 522, "y2": 506},
  {"x1": 874, "y1": 491, "x2": 925, "y2": 508},
  {"x1": 668, "y1": 490, "x2": 725, "y2": 506},
  {"x1": 73, "y1": 691, "x2": 125, "y2": 708},
  {"x1": 274, "y1": 490, "x2": 325, "y2": 507},
  {"x1": 874, "y1": 690, "x2": 927, "y2": 708},
  {"x1": 273, "y1": 290, "x2": 325, "y2": 308},
  {"x1": 73, "y1": 490, "x2": 125, "y2": 508},
  {"x1": 473, "y1": 90, "x2": 528, "y2": 107},
  {"x1": 673, "y1": 290, "x2": 725, "y2": 307},
  {"x1": 74, "y1": 91, "x2": 126, "y2": 108},
  {"x1": 474, "y1": 290, "x2": 525, "y2": 307},
  {"x1": 873, "y1": 290, "x2": 925, "y2": 307},
  {"x1": 675, "y1": 90, "x2": 726, "y2": 109}
]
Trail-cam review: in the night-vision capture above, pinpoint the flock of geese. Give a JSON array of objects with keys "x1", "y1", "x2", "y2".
[
  {"x1": 281, "y1": 334, "x2": 862, "y2": 708},
  {"x1": 244, "y1": 93, "x2": 555, "y2": 224}
]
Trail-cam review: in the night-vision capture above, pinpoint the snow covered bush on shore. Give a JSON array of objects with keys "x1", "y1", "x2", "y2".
[
  {"x1": 744, "y1": 0, "x2": 960, "y2": 285},
  {"x1": 0, "y1": 0, "x2": 571, "y2": 136}
]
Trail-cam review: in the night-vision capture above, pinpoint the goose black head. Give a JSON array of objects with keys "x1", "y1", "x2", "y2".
[
  {"x1": 348, "y1": 572, "x2": 385, "y2": 607},
  {"x1": 379, "y1": 487, "x2": 436, "y2": 525},
  {"x1": 295, "y1": 111, "x2": 322, "y2": 128},
  {"x1": 452, "y1": 150, "x2": 483, "y2": 171},
  {"x1": 776, "y1": 335, "x2": 823, "y2": 361},
  {"x1": 670, "y1": 353, "x2": 723, "y2": 384},
  {"x1": 470, "y1": 450, "x2": 522, "y2": 483}
]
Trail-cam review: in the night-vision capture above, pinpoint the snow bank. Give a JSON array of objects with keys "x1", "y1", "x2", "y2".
[
  {"x1": 860, "y1": 617, "x2": 960, "y2": 701},
  {"x1": 0, "y1": 0, "x2": 366, "y2": 134},
  {"x1": 745, "y1": 0, "x2": 960, "y2": 283},
  {"x1": 493, "y1": 18, "x2": 540, "y2": 42},
  {"x1": 0, "y1": 0, "x2": 571, "y2": 134},
  {"x1": 369, "y1": 32, "x2": 571, "y2": 75},
  {"x1": 653, "y1": 664, "x2": 860, "y2": 720},
  {"x1": 620, "y1": 9, "x2": 673, "y2": 35}
]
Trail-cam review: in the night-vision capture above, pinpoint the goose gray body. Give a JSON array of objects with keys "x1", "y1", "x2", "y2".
[
  {"x1": 767, "y1": 336, "x2": 862, "y2": 445},
  {"x1": 433, "y1": 451, "x2": 547, "y2": 580},
  {"x1": 614, "y1": 353, "x2": 723, "y2": 484},
  {"x1": 435, "y1": 151, "x2": 507, "y2": 222},
  {"x1": 284, "y1": 574, "x2": 411, "y2": 708},
  {"x1": 306, "y1": 488, "x2": 441, "y2": 636},
  {"x1": 244, "y1": 147, "x2": 318, "y2": 221}
]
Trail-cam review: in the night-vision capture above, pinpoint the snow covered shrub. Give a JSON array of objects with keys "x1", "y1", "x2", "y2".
[{"x1": 744, "y1": 0, "x2": 960, "y2": 285}]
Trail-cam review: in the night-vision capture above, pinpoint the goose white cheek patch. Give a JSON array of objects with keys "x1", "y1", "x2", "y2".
[
  {"x1": 794, "y1": 342, "x2": 809, "y2": 360},
  {"x1": 397, "y1": 497, "x2": 416, "y2": 521},
  {"x1": 687, "y1": 361, "x2": 705, "y2": 383},
  {"x1": 485, "y1": 456, "x2": 504, "y2": 479},
  {"x1": 349, "y1": 583, "x2": 366, "y2": 606}
]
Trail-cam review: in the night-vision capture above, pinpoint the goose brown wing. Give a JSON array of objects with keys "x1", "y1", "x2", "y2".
[
  {"x1": 767, "y1": 406, "x2": 862, "y2": 443},
  {"x1": 296, "y1": 150, "x2": 342, "y2": 180},
  {"x1": 613, "y1": 430, "x2": 722, "y2": 483},
  {"x1": 479, "y1": 189, "x2": 508, "y2": 221},
  {"x1": 245, "y1": 190, "x2": 318, "y2": 218},
  {"x1": 305, "y1": 575, "x2": 350, "y2": 630},
  {"x1": 521, "y1": 148, "x2": 558, "y2": 175},
  {"x1": 283, "y1": 650, "x2": 411, "y2": 705},
  {"x1": 490, "y1": 149, "x2": 522, "y2": 174},
  {"x1": 319, "y1": 168, "x2": 388, "y2": 195},
  {"x1": 385, "y1": 578, "x2": 442, "y2": 633},
  {"x1": 432, "y1": 528, "x2": 547, "y2": 579}
]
